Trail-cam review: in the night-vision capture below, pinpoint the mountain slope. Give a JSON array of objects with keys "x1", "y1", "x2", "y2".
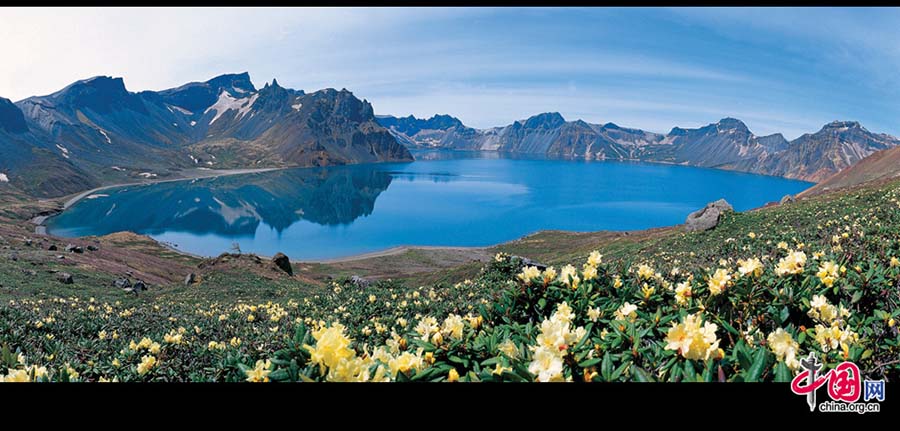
[
  {"x1": 384, "y1": 113, "x2": 899, "y2": 182},
  {"x1": 800, "y1": 144, "x2": 900, "y2": 197},
  {"x1": 2, "y1": 73, "x2": 413, "y2": 197}
]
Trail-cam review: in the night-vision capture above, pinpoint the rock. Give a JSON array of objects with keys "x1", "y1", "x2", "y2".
[
  {"x1": 123, "y1": 288, "x2": 136, "y2": 294},
  {"x1": 65, "y1": 244, "x2": 84, "y2": 254},
  {"x1": 24, "y1": 238, "x2": 32, "y2": 247},
  {"x1": 511, "y1": 255, "x2": 547, "y2": 271},
  {"x1": 349, "y1": 275, "x2": 370, "y2": 288},
  {"x1": 57, "y1": 272, "x2": 74, "y2": 284},
  {"x1": 184, "y1": 272, "x2": 198, "y2": 286},
  {"x1": 271, "y1": 252, "x2": 293, "y2": 276},
  {"x1": 685, "y1": 199, "x2": 734, "y2": 232},
  {"x1": 133, "y1": 280, "x2": 147, "y2": 291},
  {"x1": 113, "y1": 278, "x2": 132, "y2": 289},
  {"x1": 8, "y1": 252, "x2": 18, "y2": 261},
  {"x1": 47, "y1": 244, "x2": 58, "y2": 251},
  {"x1": 87, "y1": 245, "x2": 99, "y2": 252},
  {"x1": 780, "y1": 194, "x2": 795, "y2": 205},
  {"x1": 56, "y1": 255, "x2": 65, "y2": 260}
]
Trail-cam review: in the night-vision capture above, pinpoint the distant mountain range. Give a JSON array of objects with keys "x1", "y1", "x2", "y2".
[
  {"x1": 3, "y1": 71, "x2": 898, "y2": 199},
  {"x1": 0, "y1": 73, "x2": 411, "y2": 197},
  {"x1": 377, "y1": 113, "x2": 900, "y2": 182}
]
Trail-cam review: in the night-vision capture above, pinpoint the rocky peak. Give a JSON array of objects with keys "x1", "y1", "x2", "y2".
[
  {"x1": 821, "y1": 120, "x2": 864, "y2": 133},
  {"x1": 523, "y1": 112, "x2": 565, "y2": 130},
  {"x1": 715, "y1": 117, "x2": 749, "y2": 132},
  {"x1": 0, "y1": 97, "x2": 28, "y2": 134},
  {"x1": 46, "y1": 76, "x2": 145, "y2": 115},
  {"x1": 206, "y1": 72, "x2": 257, "y2": 94}
]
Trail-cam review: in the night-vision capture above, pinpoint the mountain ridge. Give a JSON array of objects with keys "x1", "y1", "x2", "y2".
[{"x1": 377, "y1": 113, "x2": 900, "y2": 181}]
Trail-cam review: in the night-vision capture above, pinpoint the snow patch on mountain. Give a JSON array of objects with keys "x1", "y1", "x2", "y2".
[
  {"x1": 0, "y1": 173, "x2": 8, "y2": 182},
  {"x1": 97, "y1": 128, "x2": 112, "y2": 144},
  {"x1": 205, "y1": 91, "x2": 258, "y2": 125}
]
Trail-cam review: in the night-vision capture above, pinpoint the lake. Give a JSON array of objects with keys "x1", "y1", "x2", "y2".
[{"x1": 46, "y1": 151, "x2": 813, "y2": 260}]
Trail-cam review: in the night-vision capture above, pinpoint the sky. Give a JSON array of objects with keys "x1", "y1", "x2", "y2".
[{"x1": 1, "y1": 7, "x2": 899, "y2": 139}]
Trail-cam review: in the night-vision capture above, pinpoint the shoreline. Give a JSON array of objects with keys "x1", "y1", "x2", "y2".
[{"x1": 32, "y1": 167, "x2": 281, "y2": 235}]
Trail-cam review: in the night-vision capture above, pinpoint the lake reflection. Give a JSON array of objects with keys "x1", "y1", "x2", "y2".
[{"x1": 47, "y1": 151, "x2": 813, "y2": 260}]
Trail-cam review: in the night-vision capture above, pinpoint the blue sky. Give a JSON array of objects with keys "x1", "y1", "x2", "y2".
[{"x1": 1, "y1": 7, "x2": 898, "y2": 139}]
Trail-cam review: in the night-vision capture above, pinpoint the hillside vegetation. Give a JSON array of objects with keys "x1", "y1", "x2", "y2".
[{"x1": 2, "y1": 174, "x2": 899, "y2": 382}]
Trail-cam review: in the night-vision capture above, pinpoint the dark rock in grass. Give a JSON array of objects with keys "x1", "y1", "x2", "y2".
[
  {"x1": 780, "y1": 194, "x2": 795, "y2": 205},
  {"x1": 685, "y1": 199, "x2": 733, "y2": 232},
  {"x1": 349, "y1": 275, "x2": 370, "y2": 288},
  {"x1": 47, "y1": 244, "x2": 58, "y2": 251},
  {"x1": 57, "y1": 272, "x2": 74, "y2": 284},
  {"x1": 87, "y1": 245, "x2": 99, "y2": 252},
  {"x1": 133, "y1": 280, "x2": 147, "y2": 291},
  {"x1": 509, "y1": 255, "x2": 548, "y2": 271},
  {"x1": 271, "y1": 252, "x2": 293, "y2": 276},
  {"x1": 24, "y1": 238, "x2": 32, "y2": 247},
  {"x1": 113, "y1": 278, "x2": 132, "y2": 289},
  {"x1": 8, "y1": 252, "x2": 18, "y2": 261},
  {"x1": 65, "y1": 244, "x2": 83, "y2": 254},
  {"x1": 184, "y1": 272, "x2": 198, "y2": 286}
]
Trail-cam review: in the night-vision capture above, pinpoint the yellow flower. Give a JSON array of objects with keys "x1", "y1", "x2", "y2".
[
  {"x1": 447, "y1": 368, "x2": 460, "y2": 382},
  {"x1": 582, "y1": 264, "x2": 598, "y2": 281},
  {"x1": 587, "y1": 251, "x2": 603, "y2": 266},
  {"x1": 441, "y1": 314, "x2": 465, "y2": 340},
  {"x1": 1, "y1": 369, "x2": 30, "y2": 382},
  {"x1": 707, "y1": 268, "x2": 731, "y2": 296},
  {"x1": 304, "y1": 323, "x2": 355, "y2": 375},
  {"x1": 747, "y1": 232, "x2": 756, "y2": 239},
  {"x1": 498, "y1": 339, "x2": 519, "y2": 358},
  {"x1": 230, "y1": 337, "x2": 242, "y2": 347},
  {"x1": 541, "y1": 266, "x2": 558, "y2": 284},
  {"x1": 777, "y1": 241, "x2": 788, "y2": 250},
  {"x1": 98, "y1": 330, "x2": 107, "y2": 340},
  {"x1": 767, "y1": 328, "x2": 800, "y2": 370},
  {"x1": 641, "y1": 284, "x2": 655, "y2": 300},
  {"x1": 327, "y1": 356, "x2": 374, "y2": 382},
  {"x1": 613, "y1": 276, "x2": 623, "y2": 289},
  {"x1": 247, "y1": 314, "x2": 256, "y2": 322},
  {"x1": 816, "y1": 261, "x2": 839, "y2": 288},
  {"x1": 528, "y1": 346, "x2": 565, "y2": 382},
  {"x1": 492, "y1": 363, "x2": 511, "y2": 376},
  {"x1": 587, "y1": 307, "x2": 601, "y2": 322},
  {"x1": 675, "y1": 280, "x2": 692, "y2": 305},
  {"x1": 737, "y1": 258, "x2": 763, "y2": 278},
  {"x1": 775, "y1": 251, "x2": 807, "y2": 276},
  {"x1": 664, "y1": 313, "x2": 720, "y2": 361},
  {"x1": 137, "y1": 355, "x2": 157, "y2": 375},
  {"x1": 891, "y1": 257, "x2": 900, "y2": 268},
  {"x1": 517, "y1": 266, "x2": 542, "y2": 284},
  {"x1": 112, "y1": 358, "x2": 121, "y2": 367},
  {"x1": 368, "y1": 294, "x2": 377, "y2": 303},
  {"x1": 245, "y1": 359, "x2": 272, "y2": 382},
  {"x1": 148, "y1": 342, "x2": 161, "y2": 355},
  {"x1": 614, "y1": 302, "x2": 638, "y2": 321},
  {"x1": 389, "y1": 351, "x2": 424, "y2": 376},
  {"x1": 636, "y1": 264, "x2": 654, "y2": 281},
  {"x1": 888, "y1": 318, "x2": 895, "y2": 327}
]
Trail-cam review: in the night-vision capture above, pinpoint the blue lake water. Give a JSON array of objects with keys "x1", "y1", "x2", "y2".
[{"x1": 46, "y1": 151, "x2": 813, "y2": 260}]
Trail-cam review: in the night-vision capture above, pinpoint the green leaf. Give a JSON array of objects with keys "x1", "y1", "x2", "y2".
[
  {"x1": 683, "y1": 360, "x2": 697, "y2": 382},
  {"x1": 779, "y1": 306, "x2": 790, "y2": 324},
  {"x1": 745, "y1": 349, "x2": 769, "y2": 382},
  {"x1": 851, "y1": 290, "x2": 863, "y2": 304},
  {"x1": 601, "y1": 352, "x2": 613, "y2": 381},
  {"x1": 631, "y1": 366, "x2": 655, "y2": 382},
  {"x1": 578, "y1": 357, "x2": 602, "y2": 368},
  {"x1": 773, "y1": 362, "x2": 792, "y2": 383}
]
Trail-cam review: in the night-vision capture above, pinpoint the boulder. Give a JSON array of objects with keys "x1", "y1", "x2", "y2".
[
  {"x1": 87, "y1": 245, "x2": 99, "y2": 252},
  {"x1": 184, "y1": 272, "x2": 198, "y2": 286},
  {"x1": 512, "y1": 255, "x2": 548, "y2": 271},
  {"x1": 133, "y1": 280, "x2": 147, "y2": 291},
  {"x1": 57, "y1": 272, "x2": 74, "y2": 284},
  {"x1": 65, "y1": 244, "x2": 84, "y2": 254},
  {"x1": 780, "y1": 194, "x2": 795, "y2": 205},
  {"x1": 113, "y1": 278, "x2": 132, "y2": 289},
  {"x1": 349, "y1": 275, "x2": 370, "y2": 289},
  {"x1": 271, "y1": 252, "x2": 293, "y2": 276},
  {"x1": 47, "y1": 244, "x2": 58, "y2": 251},
  {"x1": 685, "y1": 199, "x2": 733, "y2": 232}
]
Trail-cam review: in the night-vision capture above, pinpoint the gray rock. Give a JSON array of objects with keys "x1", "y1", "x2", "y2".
[
  {"x1": 780, "y1": 194, "x2": 795, "y2": 205},
  {"x1": 87, "y1": 245, "x2": 99, "y2": 252},
  {"x1": 271, "y1": 252, "x2": 293, "y2": 276},
  {"x1": 133, "y1": 280, "x2": 147, "y2": 291},
  {"x1": 184, "y1": 272, "x2": 198, "y2": 286},
  {"x1": 113, "y1": 278, "x2": 131, "y2": 289},
  {"x1": 512, "y1": 255, "x2": 548, "y2": 271},
  {"x1": 685, "y1": 199, "x2": 734, "y2": 232},
  {"x1": 47, "y1": 244, "x2": 57, "y2": 251},
  {"x1": 8, "y1": 252, "x2": 18, "y2": 261},
  {"x1": 65, "y1": 244, "x2": 83, "y2": 254},
  {"x1": 57, "y1": 272, "x2": 74, "y2": 284},
  {"x1": 123, "y1": 288, "x2": 136, "y2": 294},
  {"x1": 349, "y1": 275, "x2": 370, "y2": 288}
]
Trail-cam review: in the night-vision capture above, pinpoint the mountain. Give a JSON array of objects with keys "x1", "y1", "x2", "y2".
[
  {"x1": 799, "y1": 141, "x2": 900, "y2": 197},
  {"x1": 376, "y1": 114, "x2": 472, "y2": 149},
  {"x1": 732, "y1": 121, "x2": 900, "y2": 182},
  {"x1": 1, "y1": 73, "x2": 412, "y2": 197},
  {"x1": 384, "y1": 113, "x2": 899, "y2": 182}
]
